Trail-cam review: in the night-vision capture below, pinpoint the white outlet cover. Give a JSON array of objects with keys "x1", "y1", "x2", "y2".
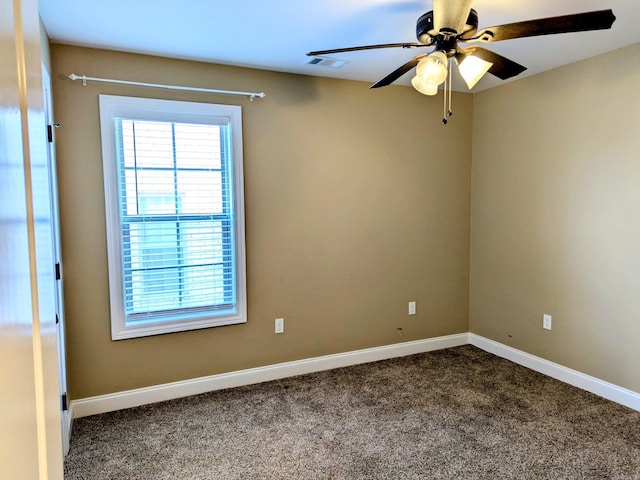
[
  {"x1": 275, "y1": 317, "x2": 284, "y2": 334},
  {"x1": 408, "y1": 302, "x2": 416, "y2": 315},
  {"x1": 543, "y1": 314, "x2": 552, "y2": 330}
]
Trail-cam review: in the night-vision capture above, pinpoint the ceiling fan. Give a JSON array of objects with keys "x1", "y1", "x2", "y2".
[{"x1": 307, "y1": 1, "x2": 615, "y2": 122}]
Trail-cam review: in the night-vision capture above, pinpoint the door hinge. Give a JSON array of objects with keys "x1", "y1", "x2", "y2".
[
  {"x1": 47, "y1": 123, "x2": 60, "y2": 143},
  {"x1": 55, "y1": 262, "x2": 61, "y2": 280},
  {"x1": 55, "y1": 313, "x2": 59, "y2": 325},
  {"x1": 61, "y1": 393, "x2": 68, "y2": 411}
]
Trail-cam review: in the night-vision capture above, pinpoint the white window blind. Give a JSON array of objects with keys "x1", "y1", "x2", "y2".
[{"x1": 100, "y1": 96, "x2": 246, "y2": 339}]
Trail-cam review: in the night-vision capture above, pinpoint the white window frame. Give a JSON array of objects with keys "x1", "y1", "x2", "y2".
[{"x1": 99, "y1": 95, "x2": 247, "y2": 340}]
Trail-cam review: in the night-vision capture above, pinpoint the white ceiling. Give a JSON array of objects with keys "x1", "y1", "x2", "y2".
[{"x1": 38, "y1": 0, "x2": 640, "y2": 92}]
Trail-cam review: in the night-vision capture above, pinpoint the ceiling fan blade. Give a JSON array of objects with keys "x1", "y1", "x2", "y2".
[
  {"x1": 433, "y1": 0, "x2": 474, "y2": 34},
  {"x1": 469, "y1": 9, "x2": 616, "y2": 43},
  {"x1": 369, "y1": 54, "x2": 427, "y2": 89},
  {"x1": 457, "y1": 46, "x2": 527, "y2": 81},
  {"x1": 307, "y1": 42, "x2": 428, "y2": 57}
]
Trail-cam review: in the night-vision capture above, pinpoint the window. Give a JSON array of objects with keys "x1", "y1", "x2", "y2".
[{"x1": 99, "y1": 95, "x2": 246, "y2": 340}]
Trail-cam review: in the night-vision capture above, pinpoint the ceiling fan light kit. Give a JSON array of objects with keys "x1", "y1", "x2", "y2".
[
  {"x1": 411, "y1": 75, "x2": 439, "y2": 96},
  {"x1": 457, "y1": 54, "x2": 493, "y2": 90},
  {"x1": 307, "y1": 3, "x2": 616, "y2": 124},
  {"x1": 414, "y1": 51, "x2": 449, "y2": 88}
]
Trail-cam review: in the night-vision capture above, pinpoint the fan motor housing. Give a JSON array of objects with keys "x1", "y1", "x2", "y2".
[{"x1": 417, "y1": 9, "x2": 479, "y2": 44}]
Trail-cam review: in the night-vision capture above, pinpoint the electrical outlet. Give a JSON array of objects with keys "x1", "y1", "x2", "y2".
[
  {"x1": 408, "y1": 301, "x2": 416, "y2": 315},
  {"x1": 543, "y1": 314, "x2": 552, "y2": 330},
  {"x1": 275, "y1": 318, "x2": 284, "y2": 334}
]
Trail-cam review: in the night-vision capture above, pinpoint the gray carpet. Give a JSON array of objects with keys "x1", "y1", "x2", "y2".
[{"x1": 64, "y1": 346, "x2": 640, "y2": 479}]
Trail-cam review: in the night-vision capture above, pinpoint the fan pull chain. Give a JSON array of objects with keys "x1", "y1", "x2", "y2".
[
  {"x1": 448, "y1": 61, "x2": 453, "y2": 118},
  {"x1": 442, "y1": 69, "x2": 448, "y2": 125},
  {"x1": 442, "y1": 61, "x2": 453, "y2": 125}
]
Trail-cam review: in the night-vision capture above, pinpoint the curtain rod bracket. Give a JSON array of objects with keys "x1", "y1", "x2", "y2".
[{"x1": 68, "y1": 73, "x2": 265, "y2": 100}]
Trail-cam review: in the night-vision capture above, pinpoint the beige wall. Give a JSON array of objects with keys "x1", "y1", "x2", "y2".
[
  {"x1": 50, "y1": 45, "x2": 472, "y2": 400},
  {"x1": 470, "y1": 44, "x2": 640, "y2": 392}
]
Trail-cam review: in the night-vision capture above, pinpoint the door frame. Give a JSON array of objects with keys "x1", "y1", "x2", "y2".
[{"x1": 42, "y1": 65, "x2": 71, "y2": 456}]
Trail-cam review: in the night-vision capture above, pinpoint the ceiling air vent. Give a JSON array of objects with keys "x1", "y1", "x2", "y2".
[{"x1": 304, "y1": 56, "x2": 348, "y2": 69}]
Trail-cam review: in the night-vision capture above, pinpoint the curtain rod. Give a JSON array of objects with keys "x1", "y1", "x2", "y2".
[{"x1": 68, "y1": 73, "x2": 266, "y2": 101}]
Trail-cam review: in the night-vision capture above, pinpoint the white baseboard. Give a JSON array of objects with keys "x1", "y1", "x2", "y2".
[
  {"x1": 469, "y1": 334, "x2": 640, "y2": 412},
  {"x1": 71, "y1": 333, "x2": 469, "y2": 418},
  {"x1": 71, "y1": 332, "x2": 639, "y2": 419}
]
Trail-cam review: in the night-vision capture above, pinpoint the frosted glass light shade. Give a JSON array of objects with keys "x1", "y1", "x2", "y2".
[
  {"x1": 415, "y1": 51, "x2": 448, "y2": 86},
  {"x1": 411, "y1": 75, "x2": 439, "y2": 96},
  {"x1": 458, "y1": 55, "x2": 493, "y2": 89}
]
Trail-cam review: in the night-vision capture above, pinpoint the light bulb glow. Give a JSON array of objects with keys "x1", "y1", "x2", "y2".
[
  {"x1": 411, "y1": 75, "x2": 439, "y2": 96},
  {"x1": 415, "y1": 51, "x2": 448, "y2": 86},
  {"x1": 458, "y1": 55, "x2": 493, "y2": 89}
]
